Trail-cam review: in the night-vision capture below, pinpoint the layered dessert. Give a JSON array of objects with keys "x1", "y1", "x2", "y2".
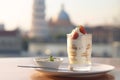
[{"x1": 67, "y1": 25, "x2": 92, "y2": 70}]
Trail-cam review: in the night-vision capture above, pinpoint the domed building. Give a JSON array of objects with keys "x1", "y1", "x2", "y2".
[{"x1": 48, "y1": 5, "x2": 75, "y2": 39}]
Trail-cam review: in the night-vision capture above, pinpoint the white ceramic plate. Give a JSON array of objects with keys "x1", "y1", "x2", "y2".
[{"x1": 35, "y1": 63, "x2": 114, "y2": 77}]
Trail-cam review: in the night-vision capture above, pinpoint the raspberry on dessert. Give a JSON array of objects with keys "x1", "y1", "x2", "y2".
[
  {"x1": 79, "y1": 25, "x2": 87, "y2": 34},
  {"x1": 72, "y1": 32, "x2": 79, "y2": 39}
]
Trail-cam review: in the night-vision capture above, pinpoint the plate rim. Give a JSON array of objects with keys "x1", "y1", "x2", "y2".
[{"x1": 35, "y1": 63, "x2": 115, "y2": 75}]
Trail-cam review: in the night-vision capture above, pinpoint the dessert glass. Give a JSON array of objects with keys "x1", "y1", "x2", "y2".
[{"x1": 67, "y1": 34, "x2": 92, "y2": 71}]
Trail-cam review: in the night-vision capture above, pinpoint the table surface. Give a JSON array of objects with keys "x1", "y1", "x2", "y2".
[{"x1": 0, "y1": 57, "x2": 120, "y2": 80}]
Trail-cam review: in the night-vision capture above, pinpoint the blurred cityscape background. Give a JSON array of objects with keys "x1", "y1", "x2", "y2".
[{"x1": 0, "y1": 0, "x2": 120, "y2": 57}]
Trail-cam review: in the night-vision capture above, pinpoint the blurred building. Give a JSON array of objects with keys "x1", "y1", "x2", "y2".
[
  {"x1": 0, "y1": 29, "x2": 22, "y2": 53},
  {"x1": 30, "y1": 0, "x2": 49, "y2": 40},
  {"x1": 87, "y1": 26, "x2": 113, "y2": 44},
  {"x1": 112, "y1": 41, "x2": 120, "y2": 57},
  {"x1": 85, "y1": 25, "x2": 120, "y2": 44},
  {"x1": 0, "y1": 24, "x2": 4, "y2": 30},
  {"x1": 48, "y1": 5, "x2": 75, "y2": 40}
]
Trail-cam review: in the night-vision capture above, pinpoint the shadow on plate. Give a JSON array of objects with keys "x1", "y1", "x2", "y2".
[{"x1": 31, "y1": 71, "x2": 115, "y2": 80}]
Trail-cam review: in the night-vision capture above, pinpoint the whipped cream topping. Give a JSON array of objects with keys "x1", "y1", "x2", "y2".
[{"x1": 69, "y1": 26, "x2": 87, "y2": 40}]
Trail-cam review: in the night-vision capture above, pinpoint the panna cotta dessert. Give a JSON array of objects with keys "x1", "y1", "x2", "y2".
[{"x1": 34, "y1": 56, "x2": 63, "y2": 69}]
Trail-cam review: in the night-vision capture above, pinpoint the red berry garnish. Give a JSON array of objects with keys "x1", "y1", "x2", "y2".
[
  {"x1": 79, "y1": 25, "x2": 87, "y2": 34},
  {"x1": 72, "y1": 32, "x2": 79, "y2": 39}
]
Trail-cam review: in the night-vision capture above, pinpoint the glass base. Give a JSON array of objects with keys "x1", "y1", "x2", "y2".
[{"x1": 68, "y1": 64, "x2": 91, "y2": 71}]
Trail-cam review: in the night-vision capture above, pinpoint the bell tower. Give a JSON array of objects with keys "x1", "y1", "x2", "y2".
[{"x1": 30, "y1": 0, "x2": 49, "y2": 39}]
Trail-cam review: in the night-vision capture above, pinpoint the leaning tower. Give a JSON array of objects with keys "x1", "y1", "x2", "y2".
[{"x1": 30, "y1": 0, "x2": 49, "y2": 39}]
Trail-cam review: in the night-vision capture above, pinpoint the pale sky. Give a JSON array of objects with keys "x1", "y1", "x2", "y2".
[{"x1": 0, "y1": 0, "x2": 120, "y2": 31}]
